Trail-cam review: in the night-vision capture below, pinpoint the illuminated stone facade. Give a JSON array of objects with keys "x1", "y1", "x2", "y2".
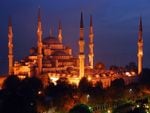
[
  {"x1": 78, "y1": 12, "x2": 85, "y2": 79},
  {"x1": 8, "y1": 18, "x2": 14, "y2": 75},
  {"x1": 37, "y1": 9, "x2": 43, "y2": 75},
  {"x1": 6, "y1": 10, "x2": 140, "y2": 88},
  {"x1": 13, "y1": 10, "x2": 79, "y2": 82},
  {"x1": 137, "y1": 17, "x2": 143, "y2": 75},
  {"x1": 88, "y1": 15, "x2": 94, "y2": 69}
]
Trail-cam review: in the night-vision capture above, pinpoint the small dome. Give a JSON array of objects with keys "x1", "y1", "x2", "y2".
[
  {"x1": 65, "y1": 46, "x2": 71, "y2": 49},
  {"x1": 29, "y1": 47, "x2": 37, "y2": 55},
  {"x1": 43, "y1": 36, "x2": 60, "y2": 44},
  {"x1": 52, "y1": 51, "x2": 69, "y2": 56}
]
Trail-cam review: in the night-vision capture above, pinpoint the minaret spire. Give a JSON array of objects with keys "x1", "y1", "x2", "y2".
[
  {"x1": 78, "y1": 12, "x2": 85, "y2": 79},
  {"x1": 139, "y1": 16, "x2": 143, "y2": 32},
  {"x1": 90, "y1": 15, "x2": 93, "y2": 27},
  {"x1": 8, "y1": 17, "x2": 14, "y2": 75},
  {"x1": 88, "y1": 15, "x2": 94, "y2": 69},
  {"x1": 138, "y1": 16, "x2": 143, "y2": 41},
  {"x1": 137, "y1": 16, "x2": 143, "y2": 75},
  {"x1": 38, "y1": 7, "x2": 41, "y2": 22},
  {"x1": 37, "y1": 8, "x2": 43, "y2": 75},
  {"x1": 8, "y1": 17, "x2": 12, "y2": 27},
  {"x1": 80, "y1": 12, "x2": 84, "y2": 29},
  {"x1": 58, "y1": 20, "x2": 63, "y2": 43}
]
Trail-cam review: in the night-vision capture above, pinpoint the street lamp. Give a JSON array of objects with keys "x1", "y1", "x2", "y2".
[
  {"x1": 107, "y1": 109, "x2": 111, "y2": 113},
  {"x1": 87, "y1": 94, "x2": 90, "y2": 102}
]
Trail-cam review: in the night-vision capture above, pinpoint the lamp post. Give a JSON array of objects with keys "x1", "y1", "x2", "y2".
[{"x1": 87, "y1": 94, "x2": 90, "y2": 103}]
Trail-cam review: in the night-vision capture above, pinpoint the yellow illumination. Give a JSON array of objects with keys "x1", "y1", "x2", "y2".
[
  {"x1": 125, "y1": 72, "x2": 131, "y2": 77},
  {"x1": 136, "y1": 104, "x2": 140, "y2": 108},
  {"x1": 38, "y1": 90, "x2": 42, "y2": 95},
  {"x1": 88, "y1": 76, "x2": 92, "y2": 81},
  {"x1": 50, "y1": 77, "x2": 59, "y2": 85},
  {"x1": 107, "y1": 109, "x2": 111, "y2": 113}
]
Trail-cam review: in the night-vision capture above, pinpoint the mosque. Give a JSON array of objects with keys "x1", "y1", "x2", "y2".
[{"x1": 6, "y1": 9, "x2": 143, "y2": 88}]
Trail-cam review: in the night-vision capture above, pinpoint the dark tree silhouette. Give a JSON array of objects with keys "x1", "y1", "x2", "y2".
[
  {"x1": 90, "y1": 81, "x2": 104, "y2": 96},
  {"x1": 45, "y1": 77, "x2": 76, "y2": 112},
  {"x1": 0, "y1": 75, "x2": 41, "y2": 113},
  {"x1": 19, "y1": 76, "x2": 43, "y2": 98},
  {"x1": 139, "y1": 68, "x2": 150, "y2": 85},
  {"x1": 111, "y1": 78, "x2": 125, "y2": 89},
  {"x1": 69, "y1": 104, "x2": 92, "y2": 113},
  {"x1": 78, "y1": 77, "x2": 92, "y2": 94},
  {"x1": 106, "y1": 78, "x2": 125, "y2": 100},
  {"x1": 113, "y1": 103, "x2": 134, "y2": 113},
  {"x1": 2, "y1": 75, "x2": 21, "y2": 93},
  {"x1": 127, "y1": 107, "x2": 146, "y2": 113}
]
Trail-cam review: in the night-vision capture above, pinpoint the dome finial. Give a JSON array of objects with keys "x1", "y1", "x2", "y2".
[{"x1": 50, "y1": 27, "x2": 53, "y2": 37}]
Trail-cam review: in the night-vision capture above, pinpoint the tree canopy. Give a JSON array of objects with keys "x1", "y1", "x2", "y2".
[{"x1": 69, "y1": 104, "x2": 92, "y2": 113}]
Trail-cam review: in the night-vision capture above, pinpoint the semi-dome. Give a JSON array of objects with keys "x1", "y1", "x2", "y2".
[
  {"x1": 43, "y1": 36, "x2": 60, "y2": 44},
  {"x1": 52, "y1": 51, "x2": 69, "y2": 56}
]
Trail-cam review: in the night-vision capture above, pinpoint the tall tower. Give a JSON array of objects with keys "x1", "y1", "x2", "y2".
[
  {"x1": 37, "y1": 8, "x2": 43, "y2": 75},
  {"x1": 88, "y1": 15, "x2": 94, "y2": 69},
  {"x1": 137, "y1": 17, "x2": 143, "y2": 75},
  {"x1": 58, "y1": 20, "x2": 63, "y2": 43},
  {"x1": 8, "y1": 17, "x2": 14, "y2": 75},
  {"x1": 78, "y1": 12, "x2": 85, "y2": 79}
]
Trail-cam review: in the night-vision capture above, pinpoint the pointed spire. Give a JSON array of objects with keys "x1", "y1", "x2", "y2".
[
  {"x1": 36, "y1": 7, "x2": 43, "y2": 75},
  {"x1": 38, "y1": 7, "x2": 41, "y2": 22},
  {"x1": 138, "y1": 16, "x2": 143, "y2": 42},
  {"x1": 8, "y1": 16, "x2": 13, "y2": 35},
  {"x1": 8, "y1": 16, "x2": 14, "y2": 75},
  {"x1": 58, "y1": 20, "x2": 63, "y2": 43},
  {"x1": 139, "y1": 16, "x2": 143, "y2": 32},
  {"x1": 80, "y1": 12, "x2": 84, "y2": 28},
  {"x1": 8, "y1": 16, "x2": 12, "y2": 27},
  {"x1": 90, "y1": 15, "x2": 93, "y2": 27},
  {"x1": 37, "y1": 7, "x2": 42, "y2": 34},
  {"x1": 137, "y1": 16, "x2": 144, "y2": 75},
  {"x1": 58, "y1": 20, "x2": 62, "y2": 30}
]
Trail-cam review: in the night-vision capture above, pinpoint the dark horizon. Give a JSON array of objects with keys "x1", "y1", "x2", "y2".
[{"x1": 0, "y1": 0, "x2": 150, "y2": 74}]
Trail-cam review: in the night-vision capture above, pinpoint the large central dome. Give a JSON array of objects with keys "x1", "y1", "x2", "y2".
[{"x1": 43, "y1": 36, "x2": 60, "y2": 44}]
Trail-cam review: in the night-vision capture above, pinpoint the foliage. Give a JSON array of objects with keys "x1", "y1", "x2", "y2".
[
  {"x1": 2, "y1": 75, "x2": 21, "y2": 93},
  {"x1": 69, "y1": 104, "x2": 92, "y2": 113},
  {"x1": 0, "y1": 76, "x2": 44, "y2": 113},
  {"x1": 1, "y1": 70, "x2": 150, "y2": 113},
  {"x1": 111, "y1": 78, "x2": 125, "y2": 89},
  {"x1": 139, "y1": 68, "x2": 150, "y2": 85},
  {"x1": 78, "y1": 77, "x2": 92, "y2": 94}
]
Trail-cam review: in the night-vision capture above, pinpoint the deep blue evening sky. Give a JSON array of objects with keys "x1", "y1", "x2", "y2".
[{"x1": 0, "y1": 0, "x2": 150, "y2": 74}]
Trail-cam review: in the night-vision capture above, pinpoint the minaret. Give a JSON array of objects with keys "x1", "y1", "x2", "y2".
[
  {"x1": 8, "y1": 17, "x2": 14, "y2": 75},
  {"x1": 58, "y1": 20, "x2": 63, "y2": 43},
  {"x1": 78, "y1": 12, "x2": 85, "y2": 79},
  {"x1": 88, "y1": 15, "x2": 94, "y2": 69},
  {"x1": 137, "y1": 16, "x2": 143, "y2": 75},
  {"x1": 37, "y1": 8, "x2": 43, "y2": 75}
]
